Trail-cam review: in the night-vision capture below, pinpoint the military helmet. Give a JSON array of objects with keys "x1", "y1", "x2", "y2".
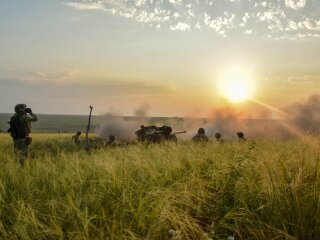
[
  {"x1": 77, "y1": 131, "x2": 82, "y2": 135},
  {"x1": 237, "y1": 132, "x2": 244, "y2": 137},
  {"x1": 15, "y1": 104, "x2": 27, "y2": 113},
  {"x1": 198, "y1": 128, "x2": 205, "y2": 134},
  {"x1": 215, "y1": 132, "x2": 222, "y2": 138}
]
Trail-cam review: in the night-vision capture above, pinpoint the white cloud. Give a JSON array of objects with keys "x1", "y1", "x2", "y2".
[
  {"x1": 244, "y1": 29, "x2": 253, "y2": 34},
  {"x1": 64, "y1": 0, "x2": 320, "y2": 39},
  {"x1": 64, "y1": 1, "x2": 105, "y2": 10},
  {"x1": 169, "y1": 0, "x2": 182, "y2": 6},
  {"x1": 194, "y1": 22, "x2": 201, "y2": 29},
  {"x1": 285, "y1": 0, "x2": 307, "y2": 10},
  {"x1": 170, "y1": 22, "x2": 191, "y2": 31}
]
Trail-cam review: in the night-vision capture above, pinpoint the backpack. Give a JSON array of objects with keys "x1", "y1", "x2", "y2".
[{"x1": 7, "y1": 114, "x2": 31, "y2": 139}]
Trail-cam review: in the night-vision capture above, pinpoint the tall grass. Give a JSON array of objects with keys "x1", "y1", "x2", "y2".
[{"x1": 0, "y1": 134, "x2": 319, "y2": 239}]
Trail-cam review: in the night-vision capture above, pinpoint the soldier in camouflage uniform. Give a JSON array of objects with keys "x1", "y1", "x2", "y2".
[
  {"x1": 192, "y1": 128, "x2": 209, "y2": 143},
  {"x1": 8, "y1": 104, "x2": 38, "y2": 166},
  {"x1": 72, "y1": 131, "x2": 82, "y2": 145}
]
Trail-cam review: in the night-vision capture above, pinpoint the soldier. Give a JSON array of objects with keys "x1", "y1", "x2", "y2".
[
  {"x1": 8, "y1": 104, "x2": 38, "y2": 166},
  {"x1": 135, "y1": 125, "x2": 146, "y2": 141},
  {"x1": 192, "y1": 128, "x2": 209, "y2": 143},
  {"x1": 72, "y1": 131, "x2": 82, "y2": 145},
  {"x1": 107, "y1": 135, "x2": 117, "y2": 147},
  {"x1": 215, "y1": 132, "x2": 225, "y2": 143},
  {"x1": 237, "y1": 132, "x2": 246, "y2": 142}
]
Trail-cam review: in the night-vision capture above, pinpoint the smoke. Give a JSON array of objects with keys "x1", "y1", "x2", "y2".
[
  {"x1": 96, "y1": 104, "x2": 151, "y2": 140},
  {"x1": 197, "y1": 94, "x2": 320, "y2": 139},
  {"x1": 95, "y1": 94, "x2": 320, "y2": 141},
  {"x1": 134, "y1": 103, "x2": 150, "y2": 117},
  {"x1": 175, "y1": 94, "x2": 320, "y2": 140},
  {"x1": 95, "y1": 113, "x2": 138, "y2": 140},
  {"x1": 285, "y1": 94, "x2": 320, "y2": 134},
  {"x1": 204, "y1": 107, "x2": 246, "y2": 137}
]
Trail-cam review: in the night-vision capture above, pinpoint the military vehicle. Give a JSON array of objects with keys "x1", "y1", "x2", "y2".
[{"x1": 135, "y1": 125, "x2": 186, "y2": 143}]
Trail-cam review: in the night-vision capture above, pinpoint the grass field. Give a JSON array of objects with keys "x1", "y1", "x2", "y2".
[
  {"x1": 0, "y1": 113, "x2": 184, "y2": 134},
  {"x1": 0, "y1": 133, "x2": 319, "y2": 239}
]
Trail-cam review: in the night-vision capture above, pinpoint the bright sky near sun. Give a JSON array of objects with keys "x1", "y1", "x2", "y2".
[{"x1": 0, "y1": 0, "x2": 320, "y2": 116}]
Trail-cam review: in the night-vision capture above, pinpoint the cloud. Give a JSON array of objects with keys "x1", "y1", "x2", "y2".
[
  {"x1": 64, "y1": 0, "x2": 320, "y2": 39},
  {"x1": 29, "y1": 69, "x2": 79, "y2": 82},
  {"x1": 64, "y1": 1, "x2": 105, "y2": 10},
  {"x1": 170, "y1": 22, "x2": 191, "y2": 31},
  {"x1": 285, "y1": 0, "x2": 307, "y2": 10}
]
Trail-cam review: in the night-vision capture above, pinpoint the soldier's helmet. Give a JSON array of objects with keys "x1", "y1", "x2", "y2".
[
  {"x1": 77, "y1": 131, "x2": 82, "y2": 135},
  {"x1": 198, "y1": 128, "x2": 205, "y2": 134},
  {"x1": 141, "y1": 125, "x2": 145, "y2": 129},
  {"x1": 215, "y1": 132, "x2": 222, "y2": 139},
  {"x1": 237, "y1": 132, "x2": 244, "y2": 138},
  {"x1": 109, "y1": 135, "x2": 115, "y2": 142},
  {"x1": 15, "y1": 104, "x2": 27, "y2": 113}
]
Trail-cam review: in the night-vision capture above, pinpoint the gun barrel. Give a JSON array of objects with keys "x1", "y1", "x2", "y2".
[{"x1": 172, "y1": 131, "x2": 187, "y2": 135}]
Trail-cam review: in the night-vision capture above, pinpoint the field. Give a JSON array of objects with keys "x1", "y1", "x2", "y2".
[
  {"x1": 0, "y1": 134, "x2": 319, "y2": 240},
  {"x1": 0, "y1": 113, "x2": 184, "y2": 134}
]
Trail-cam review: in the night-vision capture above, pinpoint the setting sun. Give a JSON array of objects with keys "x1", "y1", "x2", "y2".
[{"x1": 218, "y1": 68, "x2": 255, "y2": 103}]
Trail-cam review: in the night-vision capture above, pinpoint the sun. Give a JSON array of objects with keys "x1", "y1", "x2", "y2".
[{"x1": 218, "y1": 68, "x2": 255, "y2": 103}]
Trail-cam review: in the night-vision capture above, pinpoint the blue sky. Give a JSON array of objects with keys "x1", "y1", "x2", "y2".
[{"x1": 0, "y1": 0, "x2": 320, "y2": 116}]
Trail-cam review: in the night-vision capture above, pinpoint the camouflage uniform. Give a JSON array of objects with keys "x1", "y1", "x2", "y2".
[
  {"x1": 14, "y1": 138, "x2": 29, "y2": 165},
  {"x1": 9, "y1": 105, "x2": 38, "y2": 165},
  {"x1": 192, "y1": 128, "x2": 209, "y2": 143}
]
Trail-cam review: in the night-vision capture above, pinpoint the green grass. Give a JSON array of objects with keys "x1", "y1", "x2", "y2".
[{"x1": 0, "y1": 134, "x2": 319, "y2": 239}]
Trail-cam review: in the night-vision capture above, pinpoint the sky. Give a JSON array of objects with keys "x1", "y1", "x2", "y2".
[{"x1": 0, "y1": 0, "x2": 320, "y2": 117}]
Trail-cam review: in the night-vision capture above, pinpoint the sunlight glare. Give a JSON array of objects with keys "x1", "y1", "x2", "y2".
[{"x1": 218, "y1": 68, "x2": 255, "y2": 103}]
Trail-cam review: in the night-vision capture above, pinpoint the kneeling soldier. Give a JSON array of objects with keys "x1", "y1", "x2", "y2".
[{"x1": 192, "y1": 128, "x2": 209, "y2": 143}]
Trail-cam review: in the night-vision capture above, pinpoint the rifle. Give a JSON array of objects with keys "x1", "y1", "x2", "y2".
[{"x1": 86, "y1": 106, "x2": 93, "y2": 154}]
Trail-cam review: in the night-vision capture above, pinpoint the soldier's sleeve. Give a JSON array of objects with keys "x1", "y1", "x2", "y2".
[
  {"x1": 29, "y1": 113, "x2": 38, "y2": 122},
  {"x1": 21, "y1": 113, "x2": 38, "y2": 122}
]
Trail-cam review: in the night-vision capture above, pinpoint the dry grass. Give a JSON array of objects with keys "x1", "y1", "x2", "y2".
[{"x1": 0, "y1": 134, "x2": 319, "y2": 239}]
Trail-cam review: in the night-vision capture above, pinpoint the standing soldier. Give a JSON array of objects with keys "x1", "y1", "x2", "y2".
[
  {"x1": 8, "y1": 104, "x2": 38, "y2": 166},
  {"x1": 72, "y1": 131, "x2": 82, "y2": 145},
  {"x1": 192, "y1": 128, "x2": 209, "y2": 142}
]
